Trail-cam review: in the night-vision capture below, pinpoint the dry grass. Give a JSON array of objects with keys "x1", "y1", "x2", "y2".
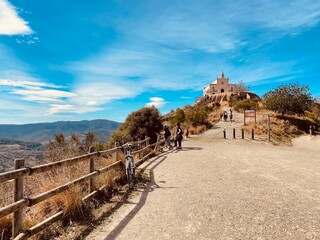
[
  {"x1": 208, "y1": 110, "x2": 223, "y2": 124},
  {"x1": 243, "y1": 111, "x2": 310, "y2": 144},
  {"x1": 188, "y1": 125, "x2": 207, "y2": 135},
  {"x1": 0, "y1": 215, "x2": 11, "y2": 240},
  {"x1": 0, "y1": 147, "x2": 137, "y2": 240}
]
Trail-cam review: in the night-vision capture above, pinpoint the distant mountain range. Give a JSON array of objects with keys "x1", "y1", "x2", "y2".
[{"x1": 0, "y1": 119, "x2": 121, "y2": 143}]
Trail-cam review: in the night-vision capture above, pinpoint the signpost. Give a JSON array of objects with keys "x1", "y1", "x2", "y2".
[{"x1": 244, "y1": 110, "x2": 256, "y2": 126}]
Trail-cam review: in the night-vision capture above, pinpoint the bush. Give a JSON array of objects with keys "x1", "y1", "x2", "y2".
[
  {"x1": 171, "y1": 108, "x2": 186, "y2": 125},
  {"x1": 109, "y1": 106, "x2": 163, "y2": 145},
  {"x1": 263, "y1": 83, "x2": 313, "y2": 115},
  {"x1": 234, "y1": 99, "x2": 259, "y2": 112}
]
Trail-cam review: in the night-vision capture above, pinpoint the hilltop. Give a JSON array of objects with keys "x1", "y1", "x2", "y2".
[{"x1": 0, "y1": 119, "x2": 121, "y2": 143}]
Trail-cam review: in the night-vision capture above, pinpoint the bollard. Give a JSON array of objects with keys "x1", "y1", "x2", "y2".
[
  {"x1": 252, "y1": 128, "x2": 254, "y2": 140},
  {"x1": 242, "y1": 129, "x2": 244, "y2": 139},
  {"x1": 233, "y1": 128, "x2": 236, "y2": 139},
  {"x1": 223, "y1": 128, "x2": 226, "y2": 139}
]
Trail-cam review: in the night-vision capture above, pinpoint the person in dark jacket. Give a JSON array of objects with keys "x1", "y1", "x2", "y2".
[
  {"x1": 174, "y1": 123, "x2": 183, "y2": 149},
  {"x1": 163, "y1": 125, "x2": 173, "y2": 150}
]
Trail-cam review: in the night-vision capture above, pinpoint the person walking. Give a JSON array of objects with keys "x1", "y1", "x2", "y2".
[
  {"x1": 229, "y1": 108, "x2": 233, "y2": 122},
  {"x1": 174, "y1": 123, "x2": 183, "y2": 149},
  {"x1": 163, "y1": 125, "x2": 173, "y2": 150},
  {"x1": 223, "y1": 111, "x2": 228, "y2": 122}
]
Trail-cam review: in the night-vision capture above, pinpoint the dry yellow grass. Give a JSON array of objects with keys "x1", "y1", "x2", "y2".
[
  {"x1": 188, "y1": 125, "x2": 207, "y2": 135},
  {"x1": 0, "y1": 147, "x2": 134, "y2": 240}
]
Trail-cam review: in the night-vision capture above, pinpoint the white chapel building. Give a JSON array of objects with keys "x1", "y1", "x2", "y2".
[{"x1": 203, "y1": 72, "x2": 237, "y2": 96}]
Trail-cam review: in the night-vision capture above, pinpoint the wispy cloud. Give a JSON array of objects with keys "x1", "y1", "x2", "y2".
[
  {"x1": 0, "y1": 0, "x2": 32, "y2": 35},
  {"x1": 11, "y1": 89, "x2": 76, "y2": 103},
  {"x1": 117, "y1": 0, "x2": 320, "y2": 52},
  {"x1": 47, "y1": 104, "x2": 102, "y2": 115},
  {"x1": 0, "y1": 79, "x2": 61, "y2": 89},
  {"x1": 146, "y1": 97, "x2": 167, "y2": 108}
]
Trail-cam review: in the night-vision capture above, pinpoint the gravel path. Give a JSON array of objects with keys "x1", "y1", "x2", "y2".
[{"x1": 86, "y1": 124, "x2": 320, "y2": 240}]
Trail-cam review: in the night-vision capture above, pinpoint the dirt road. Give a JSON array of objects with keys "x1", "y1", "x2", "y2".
[{"x1": 85, "y1": 125, "x2": 320, "y2": 240}]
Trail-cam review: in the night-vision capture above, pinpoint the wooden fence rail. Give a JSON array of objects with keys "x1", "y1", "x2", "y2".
[{"x1": 0, "y1": 135, "x2": 165, "y2": 239}]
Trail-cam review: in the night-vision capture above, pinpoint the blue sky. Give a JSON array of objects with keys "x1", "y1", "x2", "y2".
[{"x1": 0, "y1": 0, "x2": 319, "y2": 124}]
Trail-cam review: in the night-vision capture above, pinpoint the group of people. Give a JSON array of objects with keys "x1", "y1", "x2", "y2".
[
  {"x1": 163, "y1": 123, "x2": 183, "y2": 150},
  {"x1": 220, "y1": 109, "x2": 233, "y2": 122}
]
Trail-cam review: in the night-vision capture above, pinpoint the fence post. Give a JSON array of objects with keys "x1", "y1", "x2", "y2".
[
  {"x1": 242, "y1": 129, "x2": 244, "y2": 139},
  {"x1": 233, "y1": 128, "x2": 236, "y2": 139},
  {"x1": 145, "y1": 135, "x2": 149, "y2": 146},
  {"x1": 13, "y1": 159, "x2": 25, "y2": 238},
  {"x1": 138, "y1": 138, "x2": 141, "y2": 159},
  {"x1": 89, "y1": 146, "x2": 95, "y2": 193},
  {"x1": 268, "y1": 114, "x2": 271, "y2": 141},
  {"x1": 115, "y1": 142, "x2": 119, "y2": 161},
  {"x1": 309, "y1": 125, "x2": 313, "y2": 135},
  {"x1": 252, "y1": 129, "x2": 254, "y2": 140},
  {"x1": 223, "y1": 128, "x2": 226, "y2": 139}
]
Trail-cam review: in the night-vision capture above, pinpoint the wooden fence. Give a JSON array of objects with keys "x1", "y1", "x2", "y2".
[{"x1": 0, "y1": 135, "x2": 165, "y2": 239}]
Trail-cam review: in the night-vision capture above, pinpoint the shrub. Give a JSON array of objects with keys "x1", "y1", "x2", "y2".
[
  {"x1": 171, "y1": 108, "x2": 186, "y2": 125},
  {"x1": 234, "y1": 99, "x2": 259, "y2": 112},
  {"x1": 109, "y1": 106, "x2": 163, "y2": 145},
  {"x1": 263, "y1": 83, "x2": 313, "y2": 115}
]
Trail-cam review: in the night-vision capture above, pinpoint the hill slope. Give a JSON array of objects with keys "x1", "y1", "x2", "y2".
[{"x1": 0, "y1": 119, "x2": 121, "y2": 143}]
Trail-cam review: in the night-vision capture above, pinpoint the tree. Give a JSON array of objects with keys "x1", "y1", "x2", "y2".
[
  {"x1": 171, "y1": 108, "x2": 185, "y2": 125},
  {"x1": 109, "y1": 106, "x2": 163, "y2": 145},
  {"x1": 263, "y1": 83, "x2": 313, "y2": 115},
  {"x1": 236, "y1": 80, "x2": 249, "y2": 93}
]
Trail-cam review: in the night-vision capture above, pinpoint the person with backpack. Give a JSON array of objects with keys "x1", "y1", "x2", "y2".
[
  {"x1": 223, "y1": 111, "x2": 228, "y2": 121},
  {"x1": 163, "y1": 125, "x2": 173, "y2": 150},
  {"x1": 174, "y1": 123, "x2": 183, "y2": 149}
]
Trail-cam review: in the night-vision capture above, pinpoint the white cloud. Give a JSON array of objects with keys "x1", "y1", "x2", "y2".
[
  {"x1": 0, "y1": 0, "x2": 32, "y2": 35},
  {"x1": 47, "y1": 104, "x2": 102, "y2": 115},
  {"x1": 118, "y1": 0, "x2": 320, "y2": 52},
  {"x1": 146, "y1": 97, "x2": 167, "y2": 108},
  {"x1": 251, "y1": 0, "x2": 320, "y2": 31},
  {"x1": 0, "y1": 78, "x2": 61, "y2": 89},
  {"x1": 71, "y1": 82, "x2": 139, "y2": 106},
  {"x1": 11, "y1": 89, "x2": 76, "y2": 103}
]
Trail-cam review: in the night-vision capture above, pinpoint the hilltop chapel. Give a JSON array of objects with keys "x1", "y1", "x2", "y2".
[
  {"x1": 203, "y1": 71, "x2": 237, "y2": 96},
  {"x1": 203, "y1": 72, "x2": 259, "y2": 102}
]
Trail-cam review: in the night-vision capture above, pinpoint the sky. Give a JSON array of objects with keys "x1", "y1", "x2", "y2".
[{"x1": 0, "y1": 0, "x2": 319, "y2": 124}]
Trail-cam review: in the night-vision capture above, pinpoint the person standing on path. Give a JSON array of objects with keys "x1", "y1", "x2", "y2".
[
  {"x1": 174, "y1": 123, "x2": 183, "y2": 149},
  {"x1": 223, "y1": 111, "x2": 228, "y2": 122},
  {"x1": 229, "y1": 108, "x2": 233, "y2": 122},
  {"x1": 163, "y1": 125, "x2": 173, "y2": 150}
]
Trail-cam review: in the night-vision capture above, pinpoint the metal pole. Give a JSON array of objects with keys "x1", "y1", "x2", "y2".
[
  {"x1": 255, "y1": 110, "x2": 257, "y2": 123},
  {"x1": 233, "y1": 128, "x2": 236, "y2": 139},
  {"x1": 252, "y1": 128, "x2": 254, "y2": 140},
  {"x1": 223, "y1": 128, "x2": 226, "y2": 139},
  {"x1": 242, "y1": 129, "x2": 244, "y2": 139}
]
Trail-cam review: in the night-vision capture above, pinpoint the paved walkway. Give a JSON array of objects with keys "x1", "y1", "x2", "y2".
[{"x1": 86, "y1": 128, "x2": 320, "y2": 240}]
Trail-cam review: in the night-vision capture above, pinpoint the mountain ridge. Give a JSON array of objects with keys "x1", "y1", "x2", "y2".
[{"x1": 0, "y1": 119, "x2": 121, "y2": 143}]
